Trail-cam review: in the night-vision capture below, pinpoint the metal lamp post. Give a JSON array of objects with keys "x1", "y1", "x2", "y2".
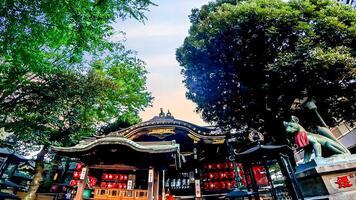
[{"x1": 303, "y1": 100, "x2": 328, "y2": 128}]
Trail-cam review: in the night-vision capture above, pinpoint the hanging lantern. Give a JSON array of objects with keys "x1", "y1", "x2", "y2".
[
  {"x1": 119, "y1": 174, "x2": 124, "y2": 181},
  {"x1": 100, "y1": 182, "x2": 107, "y2": 188},
  {"x1": 103, "y1": 173, "x2": 109, "y2": 180},
  {"x1": 73, "y1": 171, "x2": 80, "y2": 179},
  {"x1": 211, "y1": 164, "x2": 217, "y2": 170},
  {"x1": 208, "y1": 173, "x2": 214, "y2": 180},
  {"x1": 229, "y1": 162, "x2": 234, "y2": 169},
  {"x1": 122, "y1": 183, "x2": 127, "y2": 189},
  {"x1": 214, "y1": 182, "x2": 220, "y2": 190},
  {"x1": 216, "y1": 163, "x2": 222, "y2": 169},
  {"x1": 203, "y1": 182, "x2": 209, "y2": 190},
  {"x1": 123, "y1": 175, "x2": 128, "y2": 181},
  {"x1": 207, "y1": 164, "x2": 213, "y2": 170},
  {"x1": 229, "y1": 171, "x2": 235, "y2": 179},
  {"x1": 75, "y1": 163, "x2": 83, "y2": 171},
  {"x1": 226, "y1": 181, "x2": 232, "y2": 189},
  {"x1": 213, "y1": 172, "x2": 219, "y2": 180},
  {"x1": 219, "y1": 172, "x2": 225, "y2": 180},
  {"x1": 220, "y1": 181, "x2": 226, "y2": 189},
  {"x1": 108, "y1": 174, "x2": 113, "y2": 180},
  {"x1": 107, "y1": 183, "x2": 113, "y2": 188},
  {"x1": 69, "y1": 180, "x2": 77, "y2": 187},
  {"x1": 231, "y1": 180, "x2": 236, "y2": 187},
  {"x1": 209, "y1": 182, "x2": 215, "y2": 190},
  {"x1": 224, "y1": 172, "x2": 230, "y2": 179}
]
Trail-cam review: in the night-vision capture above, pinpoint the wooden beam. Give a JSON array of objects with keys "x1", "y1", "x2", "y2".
[{"x1": 89, "y1": 164, "x2": 141, "y2": 170}]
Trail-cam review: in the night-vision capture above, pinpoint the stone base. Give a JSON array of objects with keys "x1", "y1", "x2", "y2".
[{"x1": 295, "y1": 154, "x2": 356, "y2": 200}]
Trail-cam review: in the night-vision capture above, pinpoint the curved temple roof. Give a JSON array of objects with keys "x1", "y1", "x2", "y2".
[{"x1": 52, "y1": 137, "x2": 180, "y2": 154}]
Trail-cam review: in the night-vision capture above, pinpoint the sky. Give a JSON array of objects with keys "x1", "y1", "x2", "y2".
[{"x1": 113, "y1": 0, "x2": 211, "y2": 126}]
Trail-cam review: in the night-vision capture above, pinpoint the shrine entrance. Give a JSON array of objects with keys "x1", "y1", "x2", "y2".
[{"x1": 54, "y1": 137, "x2": 180, "y2": 200}]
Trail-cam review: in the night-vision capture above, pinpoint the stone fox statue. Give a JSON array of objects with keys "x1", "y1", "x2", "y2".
[{"x1": 284, "y1": 116, "x2": 350, "y2": 163}]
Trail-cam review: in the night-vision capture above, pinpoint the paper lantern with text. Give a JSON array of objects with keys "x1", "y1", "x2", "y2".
[
  {"x1": 73, "y1": 171, "x2": 80, "y2": 179},
  {"x1": 69, "y1": 180, "x2": 78, "y2": 187},
  {"x1": 75, "y1": 163, "x2": 83, "y2": 171}
]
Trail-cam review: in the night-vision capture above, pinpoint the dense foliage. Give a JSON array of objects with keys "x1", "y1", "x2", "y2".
[
  {"x1": 177, "y1": 0, "x2": 355, "y2": 142},
  {"x1": 1, "y1": 0, "x2": 153, "y2": 198},
  {"x1": 0, "y1": 0, "x2": 153, "y2": 148}
]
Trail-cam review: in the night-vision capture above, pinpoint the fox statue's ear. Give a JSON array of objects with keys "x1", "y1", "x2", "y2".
[
  {"x1": 283, "y1": 121, "x2": 288, "y2": 128},
  {"x1": 291, "y1": 116, "x2": 299, "y2": 123}
]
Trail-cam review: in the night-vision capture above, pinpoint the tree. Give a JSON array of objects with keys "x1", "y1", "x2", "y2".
[
  {"x1": 176, "y1": 0, "x2": 355, "y2": 143},
  {"x1": 0, "y1": 0, "x2": 153, "y2": 199}
]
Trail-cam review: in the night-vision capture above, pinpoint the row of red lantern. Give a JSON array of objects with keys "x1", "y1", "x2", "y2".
[
  {"x1": 203, "y1": 171, "x2": 236, "y2": 180},
  {"x1": 102, "y1": 174, "x2": 128, "y2": 181},
  {"x1": 100, "y1": 182, "x2": 127, "y2": 189},
  {"x1": 203, "y1": 162, "x2": 237, "y2": 170},
  {"x1": 69, "y1": 176, "x2": 97, "y2": 187},
  {"x1": 203, "y1": 181, "x2": 236, "y2": 190}
]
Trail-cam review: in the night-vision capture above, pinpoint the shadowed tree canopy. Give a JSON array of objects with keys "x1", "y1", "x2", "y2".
[
  {"x1": 0, "y1": 0, "x2": 153, "y2": 149},
  {"x1": 177, "y1": 0, "x2": 355, "y2": 143},
  {"x1": 0, "y1": 1, "x2": 153, "y2": 199}
]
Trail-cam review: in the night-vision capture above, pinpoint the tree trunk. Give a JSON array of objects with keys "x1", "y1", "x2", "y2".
[{"x1": 24, "y1": 146, "x2": 49, "y2": 200}]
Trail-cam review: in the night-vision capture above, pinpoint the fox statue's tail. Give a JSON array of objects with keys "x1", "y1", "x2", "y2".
[{"x1": 317, "y1": 126, "x2": 350, "y2": 154}]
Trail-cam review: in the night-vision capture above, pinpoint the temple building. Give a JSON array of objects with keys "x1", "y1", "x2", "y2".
[{"x1": 53, "y1": 109, "x2": 299, "y2": 200}]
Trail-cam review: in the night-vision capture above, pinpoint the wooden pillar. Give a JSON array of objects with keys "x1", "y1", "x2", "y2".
[
  {"x1": 74, "y1": 166, "x2": 89, "y2": 200},
  {"x1": 148, "y1": 168, "x2": 154, "y2": 200},
  {"x1": 162, "y1": 170, "x2": 166, "y2": 200},
  {"x1": 154, "y1": 170, "x2": 160, "y2": 200}
]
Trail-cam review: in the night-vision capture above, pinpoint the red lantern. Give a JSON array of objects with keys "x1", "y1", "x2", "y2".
[
  {"x1": 229, "y1": 172, "x2": 235, "y2": 179},
  {"x1": 207, "y1": 164, "x2": 213, "y2": 170},
  {"x1": 216, "y1": 163, "x2": 222, "y2": 169},
  {"x1": 211, "y1": 164, "x2": 217, "y2": 170},
  {"x1": 75, "y1": 163, "x2": 83, "y2": 171},
  {"x1": 108, "y1": 174, "x2": 113, "y2": 180},
  {"x1": 226, "y1": 181, "x2": 232, "y2": 189},
  {"x1": 107, "y1": 183, "x2": 113, "y2": 188},
  {"x1": 100, "y1": 182, "x2": 107, "y2": 188},
  {"x1": 224, "y1": 172, "x2": 229, "y2": 179},
  {"x1": 203, "y1": 182, "x2": 209, "y2": 190},
  {"x1": 122, "y1": 183, "x2": 127, "y2": 189},
  {"x1": 69, "y1": 180, "x2": 77, "y2": 187},
  {"x1": 220, "y1": 181, "x2": 226, "y2": 189},
  {"x1": 208, "y1": 173, "x2": 214, "y2": 180},
  {"x1": 229, "y1": 162, "x2": 234, "y2": 169},
  {"x1": 119, "y1": 174, "x2": 124, "y2": 181},
  {"x1": 73, "y1": 171, "x2": 80, "y2": 179},
  {"x1": 113, "y1": 174, "x2": 118, "y2": 180},
  {"x1": 214, "y1": 182, "x2": 220, "y2": 189},
  {"x1": 123, "y1": 175, "x2": 128, "y2": 181},
  {"x1": 213, "y1": 172, "x2": 219, "y2": 180},
  {"x1": 231, "y1": 180, "x2": 236, "y2": 187},
  {"x1": 209, "y1": 182, "x2": 215, "y2": 190},
  {"x1": 103, "y1": 173, "x2": 109, "y2": 180},
  {"x1": 219, "y1": 172, "x2": 225, "y2": 179}
]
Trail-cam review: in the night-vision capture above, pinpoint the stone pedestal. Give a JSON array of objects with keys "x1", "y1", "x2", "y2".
[{"x1": 295, "y1": 154, "x2": 356, "y2": 200}]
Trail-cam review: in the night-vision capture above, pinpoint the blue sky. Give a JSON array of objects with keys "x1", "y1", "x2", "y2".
[{"x1": 113, "y1": 0, "x2": 211, "y2": 125}]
